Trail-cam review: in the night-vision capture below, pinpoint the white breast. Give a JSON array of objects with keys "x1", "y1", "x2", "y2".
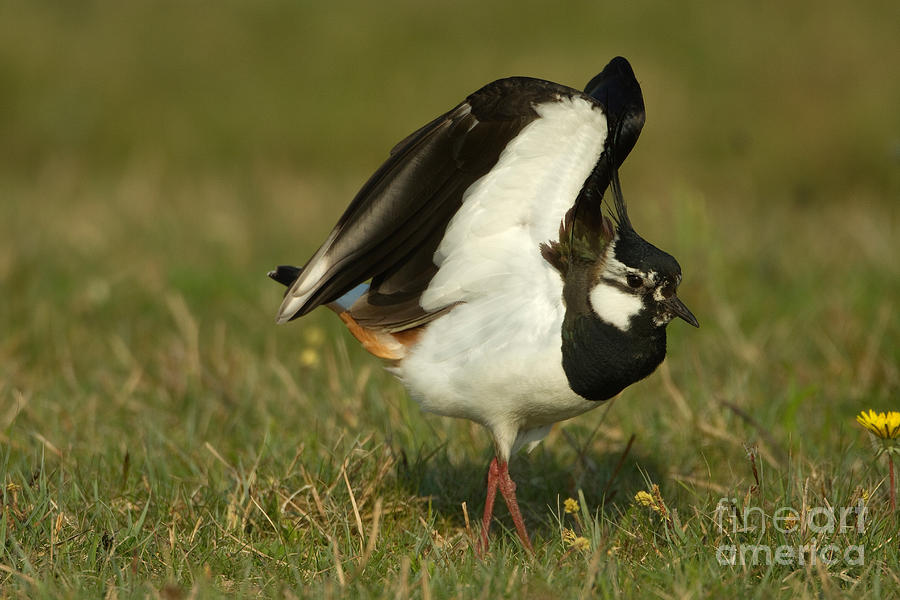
[{"x1": 397, "y1": 97, "x2": 609, "y2": 459}]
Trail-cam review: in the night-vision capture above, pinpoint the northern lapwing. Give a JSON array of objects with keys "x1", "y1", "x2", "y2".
[{"x1": 269, "y1": 56, "x2": 698, "y2": 554}]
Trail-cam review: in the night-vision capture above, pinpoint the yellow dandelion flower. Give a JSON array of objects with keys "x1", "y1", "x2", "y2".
[
  {"x1": 564, "y1": 497, "x2": 580, "y2": 514},
  {"x1": 856, "y1": 409, "x2": 899, "y2": 512},
  {"x1": 856, "y1": 410, "x2": 900, "y2": 440},
  {"x1": 634, "y1": 490, "x2": 654, "y2": 507}
]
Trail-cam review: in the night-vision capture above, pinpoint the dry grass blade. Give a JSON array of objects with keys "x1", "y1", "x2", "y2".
[
  {"x1": 328, "y1": 535, "x2": 346, "y2": 588},
  {"x1": 394, "y1": 556, "x2": 410, "y2": 600},
  {"x1": 578, "y1": 547, "x2": 604, "y2": 600},
  {"x1": 356, "y1": 498, "x2": 383, "y2": 576},
  {"x1": 342, "y1": 463, "x2": 366, "y2": 551},
  {"x1": 0, "y1": 563, "x2": 37, "y2": 586}
]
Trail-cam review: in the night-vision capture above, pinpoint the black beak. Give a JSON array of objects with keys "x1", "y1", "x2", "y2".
[{"x1": 665, "y1": 295, "x2": 699, "y2": 328}]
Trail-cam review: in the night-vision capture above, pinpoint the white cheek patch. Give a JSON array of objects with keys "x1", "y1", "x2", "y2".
[{"x1": 589, "y1": 282, "x2": 643, "y2": 331}]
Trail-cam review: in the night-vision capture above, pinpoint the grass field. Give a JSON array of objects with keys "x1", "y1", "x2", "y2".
[{"x1": 2, "y1": 1, "x2": 899, "y2": 597}]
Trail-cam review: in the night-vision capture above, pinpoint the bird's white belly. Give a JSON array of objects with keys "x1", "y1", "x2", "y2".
[
  {"x1": 397, "y1": 291, "x2": 601, "y2": 457},
  {"x1": 400, "y1": 309, "x2": 592, "y2": 420}
]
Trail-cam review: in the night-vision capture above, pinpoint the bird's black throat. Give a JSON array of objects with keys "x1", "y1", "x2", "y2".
[{"x1": 561, "y1": 310, "x2": 667, "y2": 402}]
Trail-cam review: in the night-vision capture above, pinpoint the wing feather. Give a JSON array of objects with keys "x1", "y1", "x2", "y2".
[{"x1": 275, "y1": 77, "x2": 590, "y2": 326}]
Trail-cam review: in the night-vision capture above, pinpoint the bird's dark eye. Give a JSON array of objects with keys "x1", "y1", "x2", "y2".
[{"x1": 626, "y1": 274, "x2": 643, "y2": 289}]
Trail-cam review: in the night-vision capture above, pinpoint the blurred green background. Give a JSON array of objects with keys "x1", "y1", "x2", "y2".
[
  {"x1": 4, "y1": 0, "x2": 898, "y2": 185},
  {"x1": 2, "y1": 0, "x2": 897, "y2": 327},
  {"x1": 1, "y1": 0, "x2": 898, "y2": 596}
]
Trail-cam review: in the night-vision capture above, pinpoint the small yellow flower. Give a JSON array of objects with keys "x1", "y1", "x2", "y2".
[
  {"x1": 561, "y1": 528, "x2": 589, "y2": 551},
  {"x1": 635, "y1": 485, "x2": 669, "y2": 519},
  {"x1": 571, "y1": 536, "x2": 590, "y2": 551},
  {"x1": 851, "y1": 486, "x2": 870, "y2": 505},
  {"x1": 856, "y1": 410, "x2": 900, "y2": 439},
  {"x1": 782, "y1": 513, "x2": 799, "y2": 532},
  {"x1": 634, "y1": 490, "x2": 654, "y2": 507},
  {"x1": 299, "y1": 348, "x2": 319, "y2": 367},
  {"x1": 563, "y1": 497, "x2": 580, "y2": 514}
]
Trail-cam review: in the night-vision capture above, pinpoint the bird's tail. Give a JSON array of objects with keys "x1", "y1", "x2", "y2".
[
  {"x1": 268, "y1": 265, "x2": 368, "y2": 313},
  {"x1": 268, "y1": 265, "x2": 303, "y2": 289},
  {"x1": 267, "y1": 265, "x2": 409, "y2": 359}
]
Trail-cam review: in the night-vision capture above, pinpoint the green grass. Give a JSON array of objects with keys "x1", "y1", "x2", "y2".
[{"x1": 2, "y1": 1, "x2": 899, "y2": 597}]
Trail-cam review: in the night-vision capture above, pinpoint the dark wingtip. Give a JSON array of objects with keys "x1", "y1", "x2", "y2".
[
  {"x1": 584, "y1": 57, "x2": 646, "y2": 232},
  {"x1": 584, "y1": 56, "x2": 645, "y2": 169},
  {"x1": 583, "y1": 57, "x2": 635, "y2": 99}
]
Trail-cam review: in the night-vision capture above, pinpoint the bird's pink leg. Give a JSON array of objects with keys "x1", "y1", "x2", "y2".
[
  {"x1": 478, "y1": 457, "x2": 501, "y2": 554},
  {"x1": 478, "y1": 457, "x2": 534, "y2": 555},
  {"x1": 495, "y1": 459, "x2": 534, "y2": 553}
]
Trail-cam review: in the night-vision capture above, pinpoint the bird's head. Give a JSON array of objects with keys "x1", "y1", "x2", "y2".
[
  {"x1": 589, "y1": 226, "x2": 698, "y2": 332},
  {"x1": 579, "y1": 58, "x2": 696, "y2": 332}
]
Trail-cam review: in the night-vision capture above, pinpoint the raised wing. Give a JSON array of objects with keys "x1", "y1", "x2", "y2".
[
  {"x1": 574, "y1": 56, "x2": 646, "y2": 242},
  {"x1": 275, "y1": 77, "x2": 594, "y2": 328},
  {"x1": 541, "y1": 56, "x2": 646, "y2": 277}
]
